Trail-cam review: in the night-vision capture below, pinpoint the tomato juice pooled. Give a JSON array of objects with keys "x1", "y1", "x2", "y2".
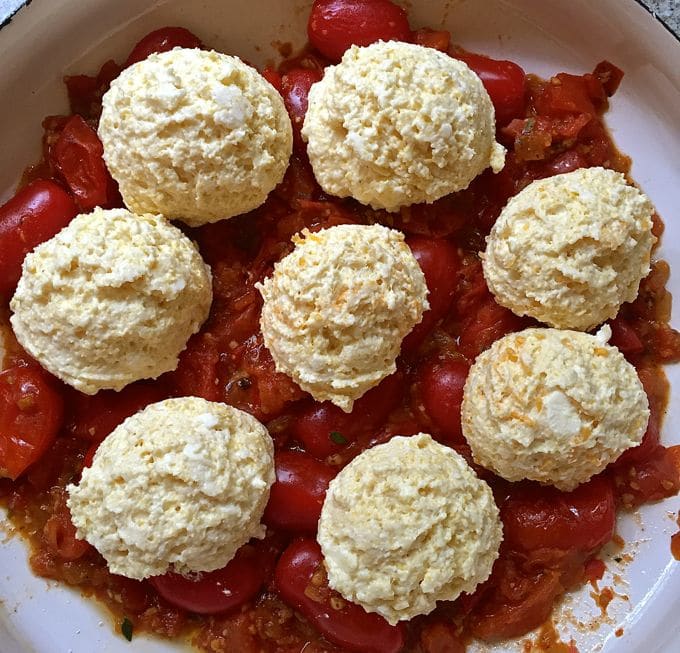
[{"x1": 1, "y1": 1, "x2": 680, "y2": 652}]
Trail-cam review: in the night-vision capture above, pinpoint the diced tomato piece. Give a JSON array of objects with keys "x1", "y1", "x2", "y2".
[
  {"x1": 0, "y1": 179, "x2": 78, "y2": 298},
  {"x1": 308, "y1": 0, "x2": 411, "y2": 62},
  {"x1": 533, "y1": 72, "x2": 604, "y2": 116},
  {"x1": 417, "y1": 358, "x2": 470, "y2": 445},
  {"x1": 274, "y1": 538, "x2": 405, "y2": 653},
  {"x1": 150, "y1": 538, "x2": 279, "y2": 615},
  {"x1": 593, "y1": 60, "x2": 624, "y2": 97},
  {"x1": 64, "y1": 59, "x2": 122, "y2": 121},
  {"x1": 454, "y1": 52, "x2": 527, "y2": 126},
  {"x1": 281, "y1": 68, "x2": 323, "y2": 151},
  {"x1": 125, "y1": 27, "x2": 203, "y2": 67},
  {"x1": 0, "y1": 364, "x2": 64, "y2": 480},
  {"x1": 412, "y1": 28, "x2": 450, "y2": 52},
  {"x1": 501, "y1": 476, "x2": 616, "y2": 555},
  {"x1": 50, "y1": 115, "x2": 116, "y2": 211},
  {"x1": 263, "y1": 450, "x2": 336, "y2": 532}
]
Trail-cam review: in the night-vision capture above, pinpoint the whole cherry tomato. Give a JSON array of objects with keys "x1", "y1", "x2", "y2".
[
  {"x1": 51, "y1": 115, "x2": 115, "y2": 211},
  {"x1": 501, "y1": 476, "x2": 615, "y2": 555},
  {"x1": 0, "y1": 364, "x2": 64, "y2": 480},
  {"x1": 454, "y1": 52, "x2": 527, "y2": 126},
  {"x1": 308, "y1": 0, "x2": 411, "y2": 62},
  {"x1": 125, "y1": 27, "x2": 203, "y2": 67},
  {"x1": 0, "y1": 179, "x2": 78, "y2": 298},
  {"x1": 281, "y1": 68, "x2": 323, "y2": 151},
  {"x1": 291, "y1": 370, "x2": 403, "y2": 459},
  {"x1": 402, "y1": 237, "x2": 460, "y2": 352},
  {"x1": 263, "y1": 450, "x2": 336, "y2": 532},
  {"x1": 150, "y1": 539, "x2": 279, "y2": 615},
  {"x1": 418, "y1": 358, "x2": 470, "y2": 444},
  {"x1": 274, "y1": 538, "x2": 405, "y2": 653}
]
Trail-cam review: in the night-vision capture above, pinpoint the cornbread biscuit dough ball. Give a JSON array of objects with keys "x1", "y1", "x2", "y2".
[
  {"x1": 483, "y1": 167, "x2": 654, "y2": 331},
  {"x1": 317, "y1": 434, "x2": 502, "y2": 624},
  {"x1": 10, "y1": 208, "x2": 212, "y2": 394},
  {"x1": 99, "y1": 48, "x2": 293, "y2": 226},
  {"x1": 258, "y1": 224, "x2": 428, "y2": 411},
  {"x1": 67, "y1": 397, "x2": 275, "y2": 580},
  {"x1": 461, "y1": 327, "x2": 649, "y2": 491},
  {"x1": 302, "y1": 41, "x2": 505, "y2": 212}
]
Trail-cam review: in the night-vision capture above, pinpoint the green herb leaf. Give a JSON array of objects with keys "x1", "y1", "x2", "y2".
[
  {"x1": 121, "y1": 617, "x2": 133, "y2": 642},
  {"x1": 329, "y1": 431, "x2": 347, "y2": 445}
]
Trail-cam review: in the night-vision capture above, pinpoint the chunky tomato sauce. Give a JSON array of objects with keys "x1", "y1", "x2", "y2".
[{"x1": 1, "y1": 3, "x2": 680, "y2": 652}]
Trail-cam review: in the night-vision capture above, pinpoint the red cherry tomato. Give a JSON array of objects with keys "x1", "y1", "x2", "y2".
[
  {"x1": 281, "y1": 68, "x2": 324, "y2": 151},
  {"x1": 51, "y1": 115, "x2": 115, "y2": 211},
  {"x1": 66, "y1": 381, "x2": 167, "y2": 443},
  {"x1": 0, "y1": 364, "x2": 64, "y2": 480},
  {"x1": 150, "y1": 539, "x2": 278, "y2": 615},
  {"x1": 291, "y1": 371, "x2": 403, "y2": 459},
  {"x1": 125, "y1": 27, "x2": 203, "y2": 67},
  {"x1": 263, "y1": 451, "x2": 336, "y2": 532},
  {"x1": 502, "y1": 476, "x2": 615, "y2": 555},
  {"x1": 0, "y1": 180, "x2": 78, "y2": 298},
  {"x1": 418, "y1": 358, "x2": 470, "y2": 444},
  {"x1": 308, "y1": 0, "x2": 411, "y2": 62},
  {"x1": 274, "y1": 538, "x2": 405, "y2": 653},
  {"x1": 403, "y1": 237, "x2": 460, "y2": 351},
  {"x1": 454, "y1": 53, "x2": 527, "y2": 126},
  {"x1": 458, "y1": 297, "x2": 526, "y2": 360}
]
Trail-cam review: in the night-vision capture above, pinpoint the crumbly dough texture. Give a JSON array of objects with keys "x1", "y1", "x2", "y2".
[
  {"x1": 99, "y1": 48, "x2": 292, "y2": 226},
  {"x1": 482, "y1": 167, "x2": 654, "y2": 331},
  {"x1": 461, "y1": 327, "x2": 649, "y2": 491},
  {"x1": 67, "y1": 397, "x2": 275, "y2": 580},
  {"x1": 10, "y1": 208, "x2": 212, "y2": 394},
  {"x1": 317, "y1": 434, "x2": 502, "y2": 624},
  {"x1": 302, "y1": 41, "x2": 505, "y2": 212},
  {"x1": 258, "y1": 224, "x2": 428, "y2": 411}
]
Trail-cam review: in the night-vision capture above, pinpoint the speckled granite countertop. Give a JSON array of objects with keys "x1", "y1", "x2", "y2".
[{"x1": 0, "y1": 0, "x2": 679, "y2": 33}]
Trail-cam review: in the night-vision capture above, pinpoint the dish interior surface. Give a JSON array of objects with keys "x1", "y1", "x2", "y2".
[{"x1": 0, "y1": 1, "x2": 678, "y2": 652}]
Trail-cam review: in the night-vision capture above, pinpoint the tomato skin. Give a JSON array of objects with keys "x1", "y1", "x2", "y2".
[
  {"x1": 412, "y1": 28, "x2": 451, "y2": 52},
  {"x1": 609, "y1": 316, "x2": 644, "y2": 356},
  {"x1": 403, "y1": 237, "x2": 460, "y2": 351},
  {"x1": 43, "y1": 487, "x2": 91, "y2": 561},
  {"x1": 418, "y1": 358, "x2": 470, "y2": 444},
  {"x1": 263, "y1": 450, "x2": 336, "y2": 532},
  {"x1": 150, "y1": 539, "x2": 278, "y2": 615},
  {"x1": 0, "y1": 180, "x2": 78, "y2": 298},
  {"x1": 281, "y1": 68, "x2": 323, "y2": 151},
  {"x1": 51, "y1": 115, "x2": 115, "y2": 211},
  {"x1": 455, "y1": 53, "x2": 527, "y2": 126},
  {"x1": 291, "y1": 370, "x2": 403, "y2": 459},
  {"x1": 308, "y1": 0, "x2": 411, "y2": 62},
  {"x1": 501, "y1": 476, "x2": 615, "y2": 555},
  {"x1": 274, "y1": 538, "x2": 405, "y2": 653},
  {"x1": 125, "y1": 27, "x2": 203, "y2": 67},
  {"x1": 0, "y1": 364, "x2": 64, "y2": 480}
]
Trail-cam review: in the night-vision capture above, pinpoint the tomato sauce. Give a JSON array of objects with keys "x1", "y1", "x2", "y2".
[{"x1": 1, "y1": 4, "x2": 680, "y2": 652}]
